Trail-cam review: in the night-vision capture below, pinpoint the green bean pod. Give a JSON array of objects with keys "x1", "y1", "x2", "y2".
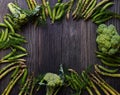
[
  {"x1": 86, "y1": 86, "x2": 94, "y2": 95},
  {"x1": 97, "y1": 64, "x2": 119, "y2": 73},
  {"x1": 0, "y1": 30, "x2": 5, "y2": 42}
]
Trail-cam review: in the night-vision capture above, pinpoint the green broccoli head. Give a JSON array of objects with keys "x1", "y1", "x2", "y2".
[
  {"x1": 96, "y1": 24, "x2": 120, "y2": 55},
  {"x1": 39, "y1": 73, "x2": 63, "y2": 95}
]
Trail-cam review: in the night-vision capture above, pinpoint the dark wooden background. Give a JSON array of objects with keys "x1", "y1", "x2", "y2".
[{"x1": 0, "y1": 0, "x2": 120, "y2": 95}]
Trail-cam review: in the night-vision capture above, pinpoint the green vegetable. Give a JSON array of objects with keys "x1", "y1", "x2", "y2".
[
  {"x1": 39, "y1": 73, "x2": 63, "y2": 95},
  {"x1": 96, "y1": 24, "x2": 120, "y2": 55}
]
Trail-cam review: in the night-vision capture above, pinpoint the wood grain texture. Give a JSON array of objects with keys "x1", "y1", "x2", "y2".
[{"x1": 0, "y1": 0, "x2": 120, "y2": 95}]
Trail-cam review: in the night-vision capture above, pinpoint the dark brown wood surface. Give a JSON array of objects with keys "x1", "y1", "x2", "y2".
[{"x1": 0, "y1": 0, "x2": 120, "y2": 95}]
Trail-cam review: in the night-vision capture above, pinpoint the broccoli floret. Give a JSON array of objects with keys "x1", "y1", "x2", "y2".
[
  {"x1": 39, "y1": 73, "x2": 63, "y2": 95},
  {"x1": 96, "y1": 24, "x2": 120, "y2": 55}
]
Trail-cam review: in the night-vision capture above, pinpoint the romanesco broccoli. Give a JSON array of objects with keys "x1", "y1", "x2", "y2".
[{"x1": 96, "y1": 24, "x2": 120, "y2": 55}]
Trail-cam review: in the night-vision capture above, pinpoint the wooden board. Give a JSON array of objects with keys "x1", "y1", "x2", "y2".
[{"x1": 0, "y1": 0, "x2": 120, "y2": 94}]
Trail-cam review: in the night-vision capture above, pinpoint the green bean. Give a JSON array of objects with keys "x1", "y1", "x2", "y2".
[
  {"x1": 97, "y1": 54, "x2": 120, "y2": 64},
  {"x1": 92, "y1": 11, "x2": 107, "y2": 22},
  {"x1": 21, "y1": 68, "x2": 28, "y2": 85},
  {"x1": 5, "y1": 69, "x2": 24, "y2": 95},
  {"x1": 84, "y1": 0, "x2": 97, "y2": 19},
  {"x1": 95, "y1": 16, "x2": 113, "y2": 24},
  {"x1": 9, "y1": 35, "x2": 27, "y2": 43},
  {"x1": 8, "y1": 53, "x2": 28, "y2": 60},
  {"x1": 55, "y1": 8, "x2": 65, "y2": 20},
  {"x1": 0, "y1": 65, "x2": 19, "y2": 79},
  {"x1": 97, "y1": 64, "x2": 119, "y2": 73},
  {"x1": 101, "y1": 59, "x2": 120, "y2": 67},
  {"x1": 11, "y1": 66, "x2": 19, "y2": 79},
  {"x1": 10, "y1": 33, "x2": 24, "y2": 39},
  {"x1": 82, "y1": 0, "x2": 94, "y2": 16},
  {"x1": 3, "y1": 28, "x2": 8, "y2": 41},
  {"x1": 52, "y1": 3, "x2": 60, "y2": 23},
  {"x1": 100, "y1": 2, "x2": 114, "y2": 12},
  {"x1": 56, "y1": 3, "x2": 64, "y2": 17},
  {"x1": 4, "y1": 19, "x2": 15, "y2": 34},
  {"x1": 85, "y1": 0, "x2": 109, "y2": 20},
  {"x1": 30, "y1": 0, "x2": 37, "y2": 9},
  {"x1": 0, "y1": 62, "x2": 17, "y2": 74},
  {"x1": 2, "y1": 49, "x2": 16, "y2": 60},
  {"x1": 95, "y1": 65, "x2": 120, "y2": 77},
  {"x1": 0, "y1": 23, "x2": 7, "y2": 27},
  {"x1": 42, "y1": 0, "x2": 48, "y2": 16},
  {"x1": 13, "y1": 45, "x2": 27, "y2": 52}
]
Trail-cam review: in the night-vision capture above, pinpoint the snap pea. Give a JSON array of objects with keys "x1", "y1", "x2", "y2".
[
  {"x1": 101, "y1": 59, "x2": 120, "y2": 67},
  {"x1": 100, "y1": 2, "x2": 114, "y2": 12},
  {"x1": 3, "y1": 28, "x2": 8, "y2": 41},
  {"x1": 0, "y1": 23, "x2": 7, "y2": 27},
  {"x1": 95, "y1": 65, "x2": 120, "y2": 77},
  {"x1": 13, "y1": 45, "x2": 27, "y2": 52},
  {"x1": 11, "y1": 66, "x2": 19, "y2": 79},
  {"x1": 8, "y1": 53, "x2": 28, "y2": 60},
  {"x1": 21, "y1": 68, "x2": 28, "y2": 85},
  {"x1": 4, "y1": 19, "x2": 15, "y2": 34},
  {"x1": 97, "y1": 64, "x2": 119, "y2": 73}
]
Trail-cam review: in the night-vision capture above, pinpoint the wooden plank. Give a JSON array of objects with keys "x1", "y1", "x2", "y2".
[{"x1": 0, "y1": 0, "x2": 120, "y2": 94}]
